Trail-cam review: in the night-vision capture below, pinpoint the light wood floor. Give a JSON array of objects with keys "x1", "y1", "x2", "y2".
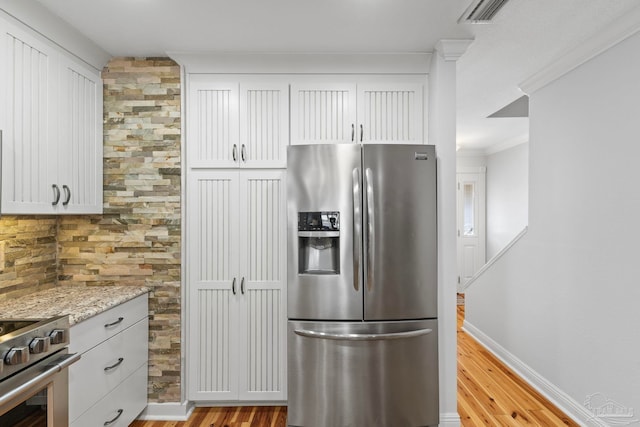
[{"x1": 130, "y1": 306, "x2": 577, "y2": 426}]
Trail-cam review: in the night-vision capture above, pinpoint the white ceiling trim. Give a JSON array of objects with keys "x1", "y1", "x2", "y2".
[
  {"x1": 520, "y1": 4, "x2": 640, "y2": 94},
  {"x1": 483, "y1": 134, "x2": 528, "y2": 156},
  {"x1": 435, "y1": 39, "x2": 474, "y2": 61},
  {"x1": 168, "y1": 52, "x2": 432, "y2": 74},
  {"x1": 0, "y1": 3, "x2": 110, "y2": 70}
]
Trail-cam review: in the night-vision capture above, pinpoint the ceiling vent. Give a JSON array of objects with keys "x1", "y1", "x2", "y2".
[{"x1": 458, "y1": 0, "x2": 510, "y2": 23}]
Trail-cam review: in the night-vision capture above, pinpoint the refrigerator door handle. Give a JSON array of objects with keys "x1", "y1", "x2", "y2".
[
  {"x1": 364, "y1": 168, "x2": 375, "y2": 291},
  {"x1": 294, "y1": 328, "x2": 432, "y2": 341},
  {"x1": 352, "y1": 168, "x2": 362, "y2": 292}
]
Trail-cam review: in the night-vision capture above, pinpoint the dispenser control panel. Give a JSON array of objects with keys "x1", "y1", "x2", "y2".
[{"x1": 298, "y1": 212, "x2": 340, "y2": 231}]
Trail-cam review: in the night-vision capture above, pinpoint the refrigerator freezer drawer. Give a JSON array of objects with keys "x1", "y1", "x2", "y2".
[{"x1": 287, "y1": 319, "x2": 439, "y2": 427}]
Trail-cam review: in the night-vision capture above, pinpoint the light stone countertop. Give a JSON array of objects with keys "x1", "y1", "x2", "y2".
[{"x1": 0, "y1": 286, "x2": 149, "y2": 325}]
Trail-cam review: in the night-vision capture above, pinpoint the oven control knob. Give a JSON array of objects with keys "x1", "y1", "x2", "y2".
[
  {"x1": 49, "y1": 329, "x2": 67, "y2": 345},
  {"x1": 29, "y1": 336, "x2": 51, "y2": 354},
  {"x1": 5, "y1": 346, "x2": 29, "y2": 365}
]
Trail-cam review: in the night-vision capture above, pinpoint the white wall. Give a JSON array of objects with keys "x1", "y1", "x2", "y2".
[
  {"x1": 465, "y1": 29, "x2": 640, "y2": 424},
  {"x1": 486, "y1": 143, "x2": 528, "y2": 259}
]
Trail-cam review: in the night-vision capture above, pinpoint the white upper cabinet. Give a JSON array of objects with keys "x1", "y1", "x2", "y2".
[
  {"x1": 0, "y1": 15, "x2": 103, "y2": 214},
  {"x1": 188, "y1": 76, "x2": 289, "y2": 169},
  {"x1": 357, "y1": 83, "x2": 423, "y2": 144},
  {"x1": 290, "y1": 83, "x2": 357, "y2": 145},
  {"x1": 290, "y1": 77, "x2": 425, "y2": 145}
]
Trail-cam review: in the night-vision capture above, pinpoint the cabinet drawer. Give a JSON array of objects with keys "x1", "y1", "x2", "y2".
[
  {"x1": 70, "y1": 294, "x2": 148, "y2": 354},
  {"x1": 71, "y1": 363, "x2": 148, "y2": 427},
  {"x1": 69, "y1": 317, "x2": 148, "y2": 422}
]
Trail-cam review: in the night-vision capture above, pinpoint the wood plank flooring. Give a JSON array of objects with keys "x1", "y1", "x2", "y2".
[{"x1": 130, "y1": 306, "x2": 577, "y2": 427}]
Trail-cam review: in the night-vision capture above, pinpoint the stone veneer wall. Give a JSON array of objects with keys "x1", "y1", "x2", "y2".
[
  {"x1": 58, "y1": 57, "x2": 182, "y2": 403},
  {"x1": 0, "y1": 216, "x2": 58, "y2": 300}
]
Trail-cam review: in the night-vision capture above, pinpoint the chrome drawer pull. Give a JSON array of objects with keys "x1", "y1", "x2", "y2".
[
  {"x1": 104, "y1": 317, "x2": 124, "y2": 328},
  {"x1": 104, "y1": 357, "x2": 124, "y2": 372},
  {"x1": 104, "y1": 409, "x2": 123, "y2": 426}
]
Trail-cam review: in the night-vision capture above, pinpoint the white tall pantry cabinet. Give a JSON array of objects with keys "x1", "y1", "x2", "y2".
[
  {"x1": 185, "y1": 70, "x2": 426, "y2": 404},
  {"x1": 186, "y1": 76, "x2": 288, "y2": 401}
]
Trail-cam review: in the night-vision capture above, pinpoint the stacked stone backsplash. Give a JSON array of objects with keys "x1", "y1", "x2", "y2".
[
  {"x1": 0, "y1": 58, "x2": 182, "y2": 403},
  {"x1": 0, "y1": 216, "x2": 58, "y2": 300}
]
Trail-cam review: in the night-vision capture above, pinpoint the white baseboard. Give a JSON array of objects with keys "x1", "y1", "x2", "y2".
[
  {"x1": 137, "y1": 401, "x2": 195, "y2": 421},
  {"x1": 462, "y1": 320, "x2": 608, "y2": 427},
  {"x1": 439, "y1": 411, "x2": 461, "y2": 427}
]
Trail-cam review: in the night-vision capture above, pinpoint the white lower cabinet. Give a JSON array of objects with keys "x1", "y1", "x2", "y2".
[
  {"x1": 187, "y1": 169, "x2": 287, "y2": 402},
  {"x1": 69, "y1": 294, "x2": 149, "y2": 426}
]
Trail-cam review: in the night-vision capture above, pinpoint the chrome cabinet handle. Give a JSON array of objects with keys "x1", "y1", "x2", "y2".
[
  {"x1": 360, "y1": 124, "x2": 363, "y2": 142},
  {"x1": 52, "y1": 184, "x2": 61, "y2": 205},
  {"x1": 104, "y1": 317, "x2": 124, "y2": 328},
  {"x1": 232, "y1": 277, "x2": 236, "y2": 295},
  {"x1": 241, "y1": 144, "x2": 246, "y2": 162},
  {"x1": 232, "y1": 144, "x2": 238, "y2": 162},
  {"x1": 365, "y1": 168, "x2": 375, "y2": 291},
  {"x1": 240, "y1": 277, "x2": 245, "y2": 294},
  {"x1": 104, "y1": 357, "x2": 124, "y2": 372},
  {"x1": 294, "y1": 328, "x2": 432, "y2": 341},
  {"x1": 352, "y1": 168, "x2": 362, "y2": 292},
  {"x1": 62, "y1": 185, "x2": 71, "y2": 206},
  {"x1": 104, "y1": 409, "x2": 124, "y2": 426},
  {"x1": 351, "y1": 124, "x2": 355, "y2": 141}
]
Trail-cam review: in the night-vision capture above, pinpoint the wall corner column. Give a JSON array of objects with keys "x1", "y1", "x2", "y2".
[{"x1": 430, "y1": 38, "x2": 473, "y2": 427}]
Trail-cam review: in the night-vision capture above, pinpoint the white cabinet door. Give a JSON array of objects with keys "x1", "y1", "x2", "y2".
[
  {"x1": 187, "y1": 170, "x2": 287, "y2": 402},
  {"x1": 57, "y1": 56, "x2": 103, "y2": 213},
  {"x1": 188, "y1": 78, "x2": 289, "y2": 169},
  {"x1": 290, "y1": 83, "x2": 357, "y2": 145},
  {"x1": 357, "y1": 83, "x2": 423, "y2": 144},
  {"x1": 0, "y1": 16, "x2": 103, "y2": 215},
  {"x1": 188, "y1": 80, "x2": 239, "y2": 169},
  {"x1": 240, "y1": 83, "x2": 289, "y2": 168},
  {"x1": 238, "y1": 170, "x2": 287, "y2": 400},
  {"x1": 0, "y1": 20, "x2": 57, "y2": 213},
  {"x1": 187, "y1": 170, "x2": 241, "y2": 400}
]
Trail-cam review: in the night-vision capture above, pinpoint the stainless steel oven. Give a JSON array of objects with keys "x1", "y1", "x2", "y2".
[{"x1": 0, "y1": 316, "x2": 79, "y2": 426}]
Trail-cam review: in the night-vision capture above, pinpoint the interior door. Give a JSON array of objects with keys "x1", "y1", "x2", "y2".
[
  {"x1": 362, "y1": 144, "x2": 437, "y2": 320},
  {"x1": 456, "y1": 170, "x2": 486, "y2": 290}
]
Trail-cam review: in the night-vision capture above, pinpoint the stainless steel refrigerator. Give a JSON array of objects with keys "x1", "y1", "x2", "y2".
[{"x1": 287, "y1": 144, "x2": 438, "y2": 427}]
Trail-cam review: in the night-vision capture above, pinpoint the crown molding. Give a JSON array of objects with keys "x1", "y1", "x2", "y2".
[
  {"x1": 434, "y1": 39, "x2": 474, "y2": 61},
  {"x1": 168, "y1": 52, "x2": 432, "y2": 74},
  {"x1": 520, "y1": 5, "x2": 640, "y2": 94}
]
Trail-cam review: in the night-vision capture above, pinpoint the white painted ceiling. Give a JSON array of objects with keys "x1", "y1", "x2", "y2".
[{"x1": 34, "y1": 0, "x2": 640, "y2": 153}]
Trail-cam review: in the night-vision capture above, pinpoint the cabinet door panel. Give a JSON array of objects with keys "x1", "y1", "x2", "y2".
[
  {"x1": 357, "y1": 83, "x2": 423, "y2": 144},
  {"x1": 240, "y1": 83, "x2": 289, "y2": 168},
  {"x1": 188, "y1": 81, "x2": 239, "y2": 168},
  {"x1": 1, "y1": 22, "x2": 56, "y2": 213},
  {"x1": 58, "y1": 57, "x2": 103, "y2": 213},
  {"x1": 290, "y1": 83, "x2": 356, "y2": 145},
  {"x1": 187, "y1": 171, "x2": 240, "y2": 400},
  {"x1": 238, "y1": 171, "x2": 287, "y2": 400}
]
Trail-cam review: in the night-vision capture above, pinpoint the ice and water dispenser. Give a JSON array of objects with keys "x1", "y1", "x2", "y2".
[{"x1": 297, "y1": 211, "x2": 340, "y2": 275}]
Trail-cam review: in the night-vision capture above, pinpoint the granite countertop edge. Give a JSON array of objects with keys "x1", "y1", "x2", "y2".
[{"x1": 0, "y1": 286, "x2": 150, "y2": 326}]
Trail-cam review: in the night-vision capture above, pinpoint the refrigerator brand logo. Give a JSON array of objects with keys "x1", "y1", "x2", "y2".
[
  {"x1": 584, "y1": 393, "x2": 638, "y2": 425},
  {"x1": 414, "y1": 152, "x2": 429, "y2": 160}
]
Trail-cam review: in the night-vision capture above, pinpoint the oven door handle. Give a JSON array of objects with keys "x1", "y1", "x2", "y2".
[{"x1": 0, "y1": 353, "x2": 80, "y2": 408}]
